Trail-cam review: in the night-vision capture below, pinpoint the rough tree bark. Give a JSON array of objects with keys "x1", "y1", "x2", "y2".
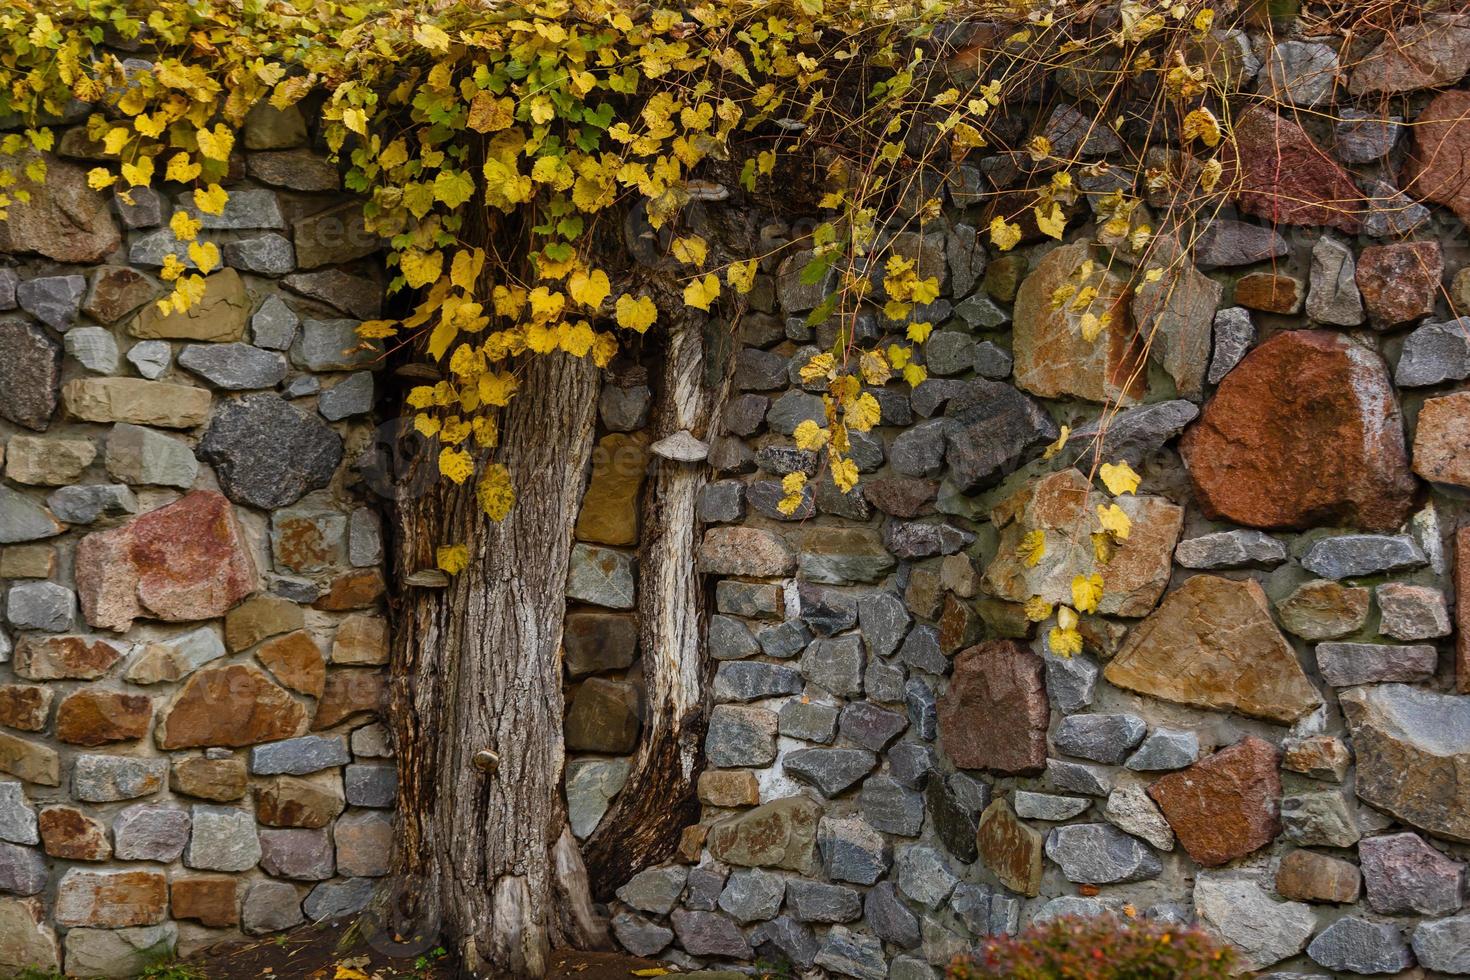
[{"x1": 386, "y1": 348, "x2": 607, "y2": 978}]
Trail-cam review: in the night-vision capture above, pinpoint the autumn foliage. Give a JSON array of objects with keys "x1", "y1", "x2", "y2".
[{"x1": 947, "y1": 914, "x2": 1238, "y2": 980}]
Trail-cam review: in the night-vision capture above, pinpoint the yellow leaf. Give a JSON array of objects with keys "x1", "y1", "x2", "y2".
[
  {"x1": 901, "y1": 362, "x2": 927, "y2": 388},
  {"x1": 859, "y1": 350, "x2": 891, "y2": 386},
  {"x1": 1079, "y1": 312, "x2": 1106, "y2": 343},
  {"x1": 907, "y1": 321, "x2": 933, "y2": 344},
  {"x1": 777, "y1": 472, "x2": 807, "y2": 516},
  {"x1": 401, "y1": 249, "x2": 445, "y2": 290},
  {"x1": 671, "y1": 236, "x2": 707, "y2": 266},
  {"x1": 195, "y1": 124, "x2": 234, "y2": 162},
  {"x1": 341, "y1": 107, "x2": 368, "y2": 136},
  {"x1": 169, "y1": 210, "x2": 201, "y2": 242},
  {"x1": 1182, "y1": 107, "x2": 1221, "y2": 148},
  {"x1": 1092, "y1": 532, "x2": 1116, "y2": 565},
  {"x1": 1023, "y1": 595, "x2": 1054, "y2": 622},
  {"x1": 103, "y1": 127, "x2": 131, "y2": 156},
  {"x1": 120, "y1": 155, "x2": 153, "y2": 188},
  {"x1": 1017, "y1": 529, "x2": 1046, "y2": 567},
  {"x1": 439, "y1": 446, "x2": 474, "y2": 484},
  {"x1": 436, "y1": 544, "x2": 469, "y2": 575},
  {"x1": 800, "y1": 353, "x2": 835, "y2": 383},
  {"x1": 1034, "y1": 202, "x2": 1066, "y2": 241},
  {"x1": 1048, "y1": 623, "x2": 1083, "y2": 658},
  {"x1": 467, "y1": 93, "x2": 515, "y2": 133},
  {"x1": 86, "y1": 167, "x2": 116, "y2": 190},
  {"x1": 845, "y1": 392, "x2": 881, "y2": 433},
  {"x1": 1199, "y1": 158, "x2": 1223, "y2": 193},
  {"x1": 1071, "y1": 573, "x2": 1104, "y2": 614},
  {"x1": 165, "y1": 153, "x2": 201, "y2": 184},
  {"x1": 358, "y1": 320, "x2": 398, "y2": 339},
  {"x1": 477, "y1": 463, "x2": 515, "y2": 521},
  {"x1": 1042, "y1": 425, "x2": 1070, "y2": 460},
  {"x1": 450, "y1": 249, "x2": 486, "y2": 291},
  {"x1": 1100, "y1": 460, "x2": 1141, "y2": 496},
  {"x1": 726, "y1": 259, "x2": 757, "y2": 294},
  {"x1": 414, "y1": 22, "x2": 452, "y2": 53},
  {"x1": 630, "y1": 971, "x2": 672, "y2": 978},
  {"x1": 433, "y1": 170, "x2": 476, "y2": 208},
  {"x1": 615, "y1": 294, "x2": 657, "y2": 333},
  {"x1": 793, "y1": 419, "x2": 829, "y2": 451},
  {"x1": 684, "y1": 273, "x2": 720, "y2": 312},
  {"x1": 568, "y1": 268, "x2": 611, "y2": 309},
  {"x1": 187, "y1": 240, "x2": 220, "y2": 275},
  {"x1": 1097, "y1": 503, "x2": 1132, "y2": 540},
  {"x1": 830, "y1": 455, "x2": 859, "y2": 493},
  {"x1": 989, "y1": 215, "x2": 1021, "y2": 252}
]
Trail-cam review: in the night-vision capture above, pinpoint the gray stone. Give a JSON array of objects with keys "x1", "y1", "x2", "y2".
[
  {"x1": 565, "y1": 759, "x2": 628, "y2": 839},
  {"x1": 858, "y1": 774, "x2": 923, "y2": 836},
  {"x1": 1044, "y1": 649, "x2": 1098, "y2": 714},
  {"x1": 1283, "y1": 792, "x2": 1360, "y2": 848},
  {"x1": 1195, "y1": 223, "x2": 1289, "y2": 268},
  {"x1": 1045, "y1": 823, "x2": 1161, "y2": 884},
  {"x1": 926, "y1": 777, "x2": 979, "y2": 863},
  {"x1": 864, "y1": 659, "x2": 905, "y2": 703},
  {"x1": 185, "y1": 805, "x2": 260, "y2": 871},
  {"x1": 1175, "y1": 529, "x2": 1286, "y2": 569},
  {"x1": 895, "y1": 845, "x2": 957, "y2": 910},
  {"x1": 786, "y1": 879, "x2": 861, "y2": 923},
  {"x1": 1046, "y1": 759, "x2": 1113, "y2": 797},
  {"x1": 278, "y1": 271, "x2": 380, "y2": 321},
  {"x1": 224, "y1": 234, "x2": 295, "y2": 276},
  {"x1": 1395, "y1": 317, "x2": 1470, "y2": 387},
  {"x1": 63, "y1": 924, "x2": 177, "y2": 978},
  {"x1": 1102, "y1": 785, "x2": 1174, "y2": 851},
  {"x1": 259, "y1": 827, "x2": 334, "y2": 880},
  {"x1": 819, "y1": 815, "x2": 888, "y2": 885},
  {"x1": 0, "y1": 841, "x2": 46, "y2": 895},
  {"x1": 350, "y1": 723, "x2": 393, "y2": 759},
  {"x1": 943, "y1": 379, "x2": 1058, "y2": 490},
  {"x1": 0, "y1": 320, "x2": 62, "y2": 430},
  {"x1": 814, "y1": 925, "x2": 886, "y2": 980},
  {"x1": 866, "y1": 881, "x2": 920, "y2": 948},
  {"x1": 185, "y1": 189, "x2": 284, "y2": 230},
  {"x1": 748, "y1": 478, "x2": 813, "y2": 521},
  {"x1": 566, "y1": 544, "x2": 636, "y2": 609},
  {"x1": 64, "y1": 327, "x2": 119, "y2": 374},
  {"x1": 0, "y1": 783, "x2": 38, "y2": 845},
  {"x1": 45, "y1": 483, "x2": 135, "y2": 524},
  {"x1": 71, "y1": 755, "x2": 165, "y2": 802},
  {"x1": 706, "y1": 705, "x2": 778, "y2": 768},
  {"x1": 0, "y1": 269, "x2": 15, "y2": 308},
  {"x1": 857, "y1": 592, "x2": 910, "y2": 660},
  {"x1": 249, "y1": 735, "x2": 350, "y2": 775},
  {"x1": 785, "y1": 748, "x2": 875, "y2": 797},
  {"x1": 839, "y1": 702, "x2": 907, "y2": 752},
  {"x1": 697, "y1": 482, "x2": 745, "y2": 525},
  {"x1": 105, "y1": 423, "x2": 198, "y2": 488},
  {"x1": 334, "y1": 811, "x2": 391, "y2": 876},
  {"x1": 114, "y1": 187, "x2": 165, "y2": 229},
  {"x1": 125, "y1": 340, "x2": 171, "y2": 379},
  {"x1": 1306, "y1": 236, "x2": 1364, "y2": 326},
  {"x1": 599, "y1": 383, "x2": 652, "y2": 432},
  {"x1": 669, "y1": 908, "x2": 751, "y2": 959},
  {"x1": 1377, "y1": 583, "x2": 1451, "y2": 641},
  {"x1": 290, "y1": 319, "x2": 381, "y2": 372},
  {"x1": 1208, "y1": 307, "x2": 1255, "y2": 384},
  {"x1": 318, "y1": 371, "x2": 374, "y2": 421},
  {"x1": 1360, "y1": 832, "x2": 1465, "y2": 915},
  {"x1": 1336, "y1": 110, "x2": 1402, "y2": 163},
  {"x1": 344, "y1": 764, "x2": 396, "y2": 808},
  {"x1": 767, "y1": 390, "x2": 825, "y2": 435},
  {"x1": 617, "y1": 865, "x2": 688, "y2": 915},
  {"x1": 178, "y1": 342, "x2": 288, "y2": 390},
  {"x1": 1070, "y1": 399, "x2": 1200, "y2": 470},
  {"x1": 303, "y1": 878, "x2": 374, "y2": 922},
  {"x1": 1126, "y1": 728, "x2": 1198, "y2": 771},
  {"x1": 1363, "y1": 180, "x2": 1431, "y2": 239},
  {"x1": 713, "y1": 662, "x2": 803, "y2": 702},
  {"x1": 800, "y1": 635, "x2": 864, "y2": 696},
  {"x1": 611, "y1": 911, "x2": 672, "y2": 957},
  {"x1": 1263, "y1": 40, "x2": 1338, "y2": 105},
  {"x1": 1193, "y1": 874, "x2": 1314, "y2": 972},
  {"x1": 882, "y1": 521, "x2": 973, "y2": 560},
  {"x1": 242, "y1": 880, "x2": 304, "y2": 935},
  {"x1": 1412, "y1": 915, "x2": 1470, "y2": 974},
  {"x1": 124, "y1": 626, "x2": 225, "y2": 684},
  {"x1": 950, "y1": 881, "x2": 992, "y2": 935},
  {"x1": 718, "y1": 868, "x2": 783, "y2": 923},
  {"x1": 197, "y1": 393, "x2": 342, "y2": 509},
  {"x1": 1306, "y1": 916, "x2": 1412, "y2": 975},
  {"x1": 6, "y1": 581, "x2": 75, "y2": 632},
  {"x1": 1045, "y1": 103, "x2": 1123, "y2": 155},
  {"x1": 925, "y1": 331, "x2": 978, "y2": 377},
  {"x1": 898, "y1": 626, "x2": 945, "y2": 674},
  {"x1": 111, "y1": 804, "x2": 189, "y2": 862},
  {"x1": 734, "y1": 347, "x2": 788, "y2": 390},
  {"x1": 1053, "y1": 713, "x2": 1147, "y2": 764},
  {"x1": 1013, "y1": 791, "x2": 1090, "y2": 821},
  {"x1": 282, "y1": 375, "x2": 319, "y2": 399},
  {"x1": 757, "y1": 621, "x2": 810, "y2": 660},
  {"x1": 348, "y1": 507, "x2": 382, "y2": 567},
  {"x1": 1300, "y1": 534, "x2": 1426, "y2": 579},
  {"x1": 751, "y1": 914, "x2": 817, "y2": 968},
  {"x1": 0, "y1": 487, "x2": 63, "y2": 544},
  {"x1": 251, "y1": 295, "x2": 299, "y2": 351},
  {"x1": 891, "y1": 419, "x2": 950, "y2": 478},
  {"x1": 779, "y1": 700, "x2": 837, "y2": 743},
  {"x1": 904, "y1": 680, "x2": 936, "y2": 740},
  {"x1": 17, "y1": 275, "x2": 85, "y2": 330},
  {"x1": 1315, "y1": 642, "x2": 1436, "y2": 686}
]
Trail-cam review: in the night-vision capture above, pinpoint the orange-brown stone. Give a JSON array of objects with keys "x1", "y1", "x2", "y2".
[
  {"x1": 1180, "y1": 331, "x2": 1416, "y2": 532},
  {"x1": 55, "y1": 869, "x2": 167, "y2": 928},
  {"x1": 13, "y1": 634, "x2": 123, "y2": 680},
  {"x1": 256, "y1": 630, "x2": 327, "y2": 698},
  {"x1": 313, "y1": 569, "x2": 385, "y2": 611},
  {"x1": 255, "y1": 776, "x2": 346, "y2": 828},
  {"x1": 171, "y1": 875, "x2": 240, "y2": 927},
  {"x1": 55, "y1": 690, "x2": 152, "y2": 746},
  {"x1": 170, "y1": 755, "x2": 249, "y2": 801},
  {"x1": 330, "y1": 614, "x2": 388, "y2": 665},
  {"x1": 976, "y1": 798, "x2": 1043, "y2": 897},
  {"x1": 937, "y1": 641, "x2": 1048, "y2": 775},
  {"x1": 0, "y1": 684, "x2": 53, "y2": 732},
  {"x1": 1223, "y1": 106, "x2": 1362, "y2": 231},
  {"x1": 1233, "y1": 272, "x2": 1304, "y2": 314},
  {"x1": 312, "y1": 669, "x2": 386, "y2": 730},
  {"x1": 156, "y1": 664, "x2": 307, "y2": 749},
  {"x1": 1413, "y1": 391, "x2": 1470, "y2": 489},
  {"x1": 697, "y1": 770, "x2": 761, "y2": 808},
  {"x1": 574, "y1": 432, "x2": 650, "y2": 547},
  {"x1": 39, "y1": 806, "x2": 111, "y2": 860},
  {"x1": 1403, "y1": 89, "x2": 1470, "y2": 226},
  {"x1": 1357, "y1": 241, "x2": 1442, "y2": 329},
  {"x1": 1458, "y1": 526, "x2": 1470, "y2": 695},
  {"x1": 1148, "y1": 736, "x2": 1282, "y2": 867}
]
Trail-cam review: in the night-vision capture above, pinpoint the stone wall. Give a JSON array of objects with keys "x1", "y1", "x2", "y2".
[
  {"x1": 0, "y1": 102, "x2": 393, "y2": 975},
  {"x1": 569, "y1": 21, "x2": 1470, "y2": 980}
]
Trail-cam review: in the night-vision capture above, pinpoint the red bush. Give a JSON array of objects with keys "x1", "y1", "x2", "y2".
[{"x1": 947, "y1": 913, "x2": 1237, "y2": 980}]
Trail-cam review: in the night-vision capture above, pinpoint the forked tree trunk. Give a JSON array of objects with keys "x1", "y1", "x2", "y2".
[
  {"x1": 387, "y1": 350, "x2": 607, "y2": 978},
  {"x1": 582, "y1": 316, "x2": 729, "y2": 896}
]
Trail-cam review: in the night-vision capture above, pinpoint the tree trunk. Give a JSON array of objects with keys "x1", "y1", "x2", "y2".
[
  {"x1": 386, "y1": 349, "x2": 607, "y2": 978},
  {"x1": 582, "y1": 315, "x2": 729, "y2": 896}
]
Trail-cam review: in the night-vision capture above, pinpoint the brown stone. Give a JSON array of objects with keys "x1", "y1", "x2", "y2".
[
  {"x1": 1104, "y1": 575, "x2": 1322, "y2": 724},
  {"x1": 1357, "y1": 241, "x2": 1442, "y2": 329},
  {"x1": 976, "y1": 798, "x2": 1043, "y2": 897},
  {"x1": 707, "y1": 795, "x2": 821, "y2": 873},
  {"x1": 4, "y1": 435, "x2": 96, "y2": 485},
  {"x1": 312, "y1": 569, "x2": 385, "y2": 611},
  {"x1": 937, "y1": 593, "x2": 981, "y2": 653},
  {"x1": 39, "y1": 806, "x2": 111, "y2": 861},
  {"x1": 1403, "y1": 89, "x2": 1470, "y2": 227},
  {"x1": 75, "y1": 490, "x2": 258, "y2": 632},
  {"x1": 575, "y1": 432, "x2": 649, "y2": 547},
  {"x1": 248, "y1": 150, "x2": 341, "y2": 192},
  {"x1": 330, "y1": 614, "x2": 389, "y2": 666},
  {"x1": 904, "y1": 567, "x2": 943, "y2": 620},
  {"x1": 983, "y1": 469, "x2": 1182, "y2": 618},
  {"x1": 698, "y1": 527, "x2": 795, "y2": 577},
  {"x1": 156, "y1": 664, "x2": 307, "y2": 749},
  {"x1": 0, "y1": 685, "x2": 52, "y2": 732},
  {"x1": 0, "y1": 732, "x2": 60, "y2": 785},
  {"x1": 698, "y1": 770, "x2": 761, "y2": 808},
  {"x1": 1350, "y1": 15, "x2": 1470, "y2": 95},
  {"x1": 1131, "y1": 233, "x2": 1222, "y2": 398},
  {"x1": 171, "y1": 875, "x2": 240, "y2": 927},
  {"x1": 312, "y1": 669, "x2": 386, "y2": 730},
  {"x1": 293, "y1": 201, "x2": 380, "y2": 269},
  {"x1": 0, "y1": 544, "x2": 56, "y2": 579},
  {"x1": 61, "y1": 377, "x2": 212, "y2": 429},
  {"x1": 563, "y1": 612, "x2": 637, "y2": 678},
  {"x1": 170, "y1": 755, "x2": 248, "y2": 802},
  {"x1": 129, "y1": 268, "x2": 249, "y2": 341},
  {"x1": 1275, "y1": 849, "x2": 1361, "y2": 904},
  {"x1": 1276, "y1": 580, "x2": 1370, "y2": 641},
  {"x1": 55, "y1": 691, "x2": 152, "y2": 746},
  {"x1": 1458, "y1": 526, "x2": 1470, "y2": 694},
  {"x1": 0, "y1": 152, "x2": 121, "y2": 263},
  {"x1": 1413, "y1": 391, "x2": 1470, "y2": 488},
  {"x1": 677, "y1": 824, "x2": 708, "y2": 863},
  {"x1": 1233, "y1": 272, "x2": 1304, "y2": 313},
  {"x1": 13, "y1": 634, "x2": 123, "y2": 680},
  {"x1": 55, "y1": 869, "x2": 167, "y2": 928},
  {"x1": 1012, "y1": 241, "x2": 1147, "y2": 404},
  {"x1": 1223, "y1": 106, "x2": 1361, "y2": 232},
  {"x1": 1180, "y1": 331, "x2": 1416, "y2": 532},
  {"x1": 1283, "y1": 735, "x2": 1352, "y2": 783},
  {"x1": 255, "y1": 775, "x2": 346, "y2": 829},
  {"x1": 938, "y1": 641, "x2": 1048, "y2": 775},
  {"x1": 225, "y1": 594, "x2": 305, "y2": 652},
  {"x1": 256, "y1": 631, "x2": 327, "y2": 699},
  {"x1": 83, "y1": 266, "x2": 159, "y2": 324},
  {"x1": 564, "y1": 677, "x2": 641, "y2": 753},
  {"x1": 0, "y1": 897, "x2": 61, "y2": 975},
  {"x1": 1148, "y1": 736, "x2": 1282, "y2": 867},
  {"x1": 862, "y1": 476, "x2": 937, "y2": 517}
]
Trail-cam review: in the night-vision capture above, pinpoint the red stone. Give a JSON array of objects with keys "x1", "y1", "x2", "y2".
[
  {"x1": 0, "y1": 685, "x2": 52, "y2": 732},
  {"x1": 1180, "y1": 331, "x2": 1416, "y2": 532},
  {"x1": 55, "y1": 690, "x2": 152, "y2": 746},
  {"x1": 75, "y1": 490, "x2": 257, "y2": 632},
  {"x1": 171, "y1": 875, "x2": 239, "y2": 927},
  {"x1": 312, "y1": 669, "x2": 386, "y2": 730},
  {"x1": 1403, "y1": 89, "x2": 1470, "y2": 226},
  {"x1": 1356, "y1": 241, "x2": 1442, "y2": 329},
  {"x1": 1457, "y1": 527, "x2": 1470, "y2": 695},
  {"x1": 39, "y1": 806, "x2": 111, "y2": 860},
  {"x1": 156, "y1": 664, "x2": 307, "y2": 749},
  {"x1": 1224, "y1": 106, "x2": 1362, "y2": 232},
  {"x1": 937, "y1": 641, "x2": 1048, "y2": 775},
  {"x1": 1148, "y1": 736, "x2": 1282, "y2": 867}
]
